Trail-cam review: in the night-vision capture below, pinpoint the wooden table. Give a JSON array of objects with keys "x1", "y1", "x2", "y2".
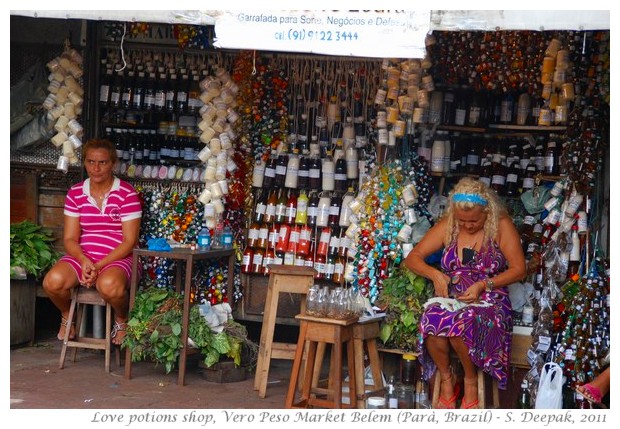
[{"x1": 124, "y1": 247, "x2": 235, "y2": 386}]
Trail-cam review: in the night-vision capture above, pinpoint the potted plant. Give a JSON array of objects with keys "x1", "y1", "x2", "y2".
[
  {"x1": 376, "y1": 266, "x2": 434, "y2": 352},
  {"x1": 10, "y1": 220, "x2": 60, "y2": 346}
]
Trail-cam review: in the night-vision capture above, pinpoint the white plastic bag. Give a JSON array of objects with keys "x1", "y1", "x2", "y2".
[{"x1": 534, "y1": 362, "x2": 564, "y2": 409}]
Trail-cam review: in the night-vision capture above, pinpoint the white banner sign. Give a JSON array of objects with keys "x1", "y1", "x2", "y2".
[{"x1": 213, "y1": 10, "x2": 431, "y2": 58}]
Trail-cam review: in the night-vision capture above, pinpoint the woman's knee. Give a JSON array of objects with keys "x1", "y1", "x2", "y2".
[
  {"x1": 42, "y1": 264, "x2": 75, "y2": 294},
  {"x1": 97, "y1": 271, "x2": 128, "y2": 301}
]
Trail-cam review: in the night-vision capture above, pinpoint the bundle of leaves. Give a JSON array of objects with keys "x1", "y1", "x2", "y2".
[
  {"x1": 10, "y1": 220, "x2": 59, "y2": 279},
  {"x1": 124, "y1": 287, "x2": 256, "y2": 374},
  {"x1": 376, "y1": 266, "x2": 434, "y2": 352}
]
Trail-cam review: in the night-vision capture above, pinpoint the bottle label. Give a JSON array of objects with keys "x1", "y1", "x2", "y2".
[
  {"x1": 454, "y1": 108, "x2": 466, "y2": 126},
  {"x1": 491, "y1": 175, "x2": 506, "y2": 185},
  {"x1": 522, "y1": 177, "x2": 535, "y2": 189},
  {"x1": 506, "y1": 173, "x2": 518, "y2": 183},
  {"x1": 466, "y1": 154, "x2": 480, "y2": 165}
]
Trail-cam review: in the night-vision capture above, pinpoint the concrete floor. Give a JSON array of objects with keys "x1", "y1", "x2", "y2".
[{"x1": 9, "y1": 299, "x2": 525, "y2": 414}]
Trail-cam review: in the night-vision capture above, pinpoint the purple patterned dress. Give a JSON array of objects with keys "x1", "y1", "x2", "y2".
[{"x1": 417, "y1": 239, "x2": 513, "y2": 389}]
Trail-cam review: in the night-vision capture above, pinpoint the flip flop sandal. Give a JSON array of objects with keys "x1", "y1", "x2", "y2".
[
  {"x1": 111, "y1": 321, "x2": 127, "y2": 345},
  {"x1": 437, "y1": 375, "x2": 461, "y2": 409},
  {"x1": 58, "y1": 317, "x2": 75, "y2": 341},
  {"x1": 576, "y1": 384, "x2": 603, "y2": 405}
]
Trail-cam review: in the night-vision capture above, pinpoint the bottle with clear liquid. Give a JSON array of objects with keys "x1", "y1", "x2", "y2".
[{"x1": 385, "y1": 375, "x2": 399, "y2": 409}]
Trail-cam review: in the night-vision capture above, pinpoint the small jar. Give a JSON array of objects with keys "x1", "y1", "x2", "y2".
[{"x1": 366, "y1": 396, "x2": 386, "y2": 409}]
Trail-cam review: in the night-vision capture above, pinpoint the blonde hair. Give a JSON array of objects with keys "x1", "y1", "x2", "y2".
[{"x1": 443, "y1": 177, "x2": 507, "y2": 248}]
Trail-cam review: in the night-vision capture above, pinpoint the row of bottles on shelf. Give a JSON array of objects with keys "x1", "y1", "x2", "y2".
[
  {"x1": 419, "y1": 85, "x2": 574, "y2": 128},
  {"x1": 417, "y1": 130, "x2": 563, "y2": 196},
  {"x1": 99, "y1": 58, "x2": 207, "y2": 116},
  {"x1": 241, "y1": 224, "x2": 357, "y2": 283},
  {"x1": 252, "y1": 148, "x2": 360, "y2": 193},
  {"x1": 251, "y1": 188, "x2": 356, "y2": 229}
]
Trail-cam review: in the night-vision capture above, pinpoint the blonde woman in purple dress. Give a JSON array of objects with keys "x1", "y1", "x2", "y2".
[{"x1": 404, "y1": 177, "x2": 525, "y2": 409}]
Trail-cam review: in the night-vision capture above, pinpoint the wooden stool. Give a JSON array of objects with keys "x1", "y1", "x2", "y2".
[
  {"x1": 59, "y1": 287, "x2": 120, "y2": 373},
  {"x1": 254, "y1": 265, "x2": 316, "y2": 398},
  {"x1": 352, "y1": 318, "x2": 385, "y2": 408},
  {"x1": 432, "y1": 366, "x2": 500, "y2": 409},
  {"x1": 285, "y1": 314, "x2": 357, "y2": 409}
]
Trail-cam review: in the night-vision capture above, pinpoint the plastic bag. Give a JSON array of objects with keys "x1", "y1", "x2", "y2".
[{"x1": 534, "y1": 362, "x2": 564, "y2": 409}]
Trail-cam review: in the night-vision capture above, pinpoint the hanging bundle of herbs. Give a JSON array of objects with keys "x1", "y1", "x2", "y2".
[
  {"x1": 124, "y1": 287, "x2": 256, "y2": 374},
  {"x1": 376, "y1": 266, "x2": 434, "y2": 352}
]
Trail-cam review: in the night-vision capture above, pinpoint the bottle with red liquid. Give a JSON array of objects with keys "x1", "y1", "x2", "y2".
[
  {"x1": 247, "y1": 221, "x2": 260, "y2": 248},
  {"x1": 276, "y1": 223, "x2": 291, "y2": 254},
  {"x1": 251, "y1": 248, "x2": 264, "y2": 274},
  {"x1": 317, "y1": 227, "x2": 331, "y2": 256},
  {"x1": 257, "y1": 223, "x2": 269, "y2": 249},
  {"x1": 297, "y1": 225, "x2": 312, "y2": 257},
  {"x1": 241, "y1": 246, "x2": 253, "y2": 273},
  {"x1": 263, "y1": 247, "x2": 275, "y2": 275}
]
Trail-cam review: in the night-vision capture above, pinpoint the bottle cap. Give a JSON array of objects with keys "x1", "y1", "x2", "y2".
[{"x1": 403, "y1": 353, "x2": 417, "y2": 361}]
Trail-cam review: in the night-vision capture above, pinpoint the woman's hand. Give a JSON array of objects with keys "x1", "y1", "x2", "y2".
[
  {"x1": 457, "y1": 282, "x2": 485, "y2": 303},
  {"x1": 80, "y1": 259, "x2": 98, "y2": 286},
  {"x1": 432, "y1": 271, "x2": 452, "y2": 298}
]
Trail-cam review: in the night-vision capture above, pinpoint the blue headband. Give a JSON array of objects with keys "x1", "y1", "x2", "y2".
[{"x1": 452, "y1": 193, "x2": 488, "y2": 206}]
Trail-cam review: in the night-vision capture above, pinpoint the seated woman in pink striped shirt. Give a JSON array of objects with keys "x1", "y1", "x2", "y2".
[{"x1": 43, "y1": 139, "x2": 142, "y2": 345}]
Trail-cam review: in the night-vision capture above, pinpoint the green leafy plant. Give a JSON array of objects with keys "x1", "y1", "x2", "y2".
[
  {"x1": 10, "y1": 220, "x2": 60, "y2": 279},
  {"x1": 123, "y1": 287, "x2": 256, "y2": 374},
  {"x1": 376, "y1": 266, "x2": 434, "y2": 352}
]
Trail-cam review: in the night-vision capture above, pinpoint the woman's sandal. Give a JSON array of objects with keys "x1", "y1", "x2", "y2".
[
  {"x1": 437, "y1": 374, "x2": 461, "y2": 409},
  {"x1": 460, "y1": 377, "x2": 479, "y2": 409},
  {"x1": 576, "y1": 384, "x2": 606, "y2": 407},
  {"x1": 57, "y1": 317, "x2": 75, "y2": 341},
  {"x1": 111, "y1": 321, "x2": 127, "y2": 346}
]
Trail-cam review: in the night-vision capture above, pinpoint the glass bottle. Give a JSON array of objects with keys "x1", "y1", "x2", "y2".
[
  {"x1": 478, "y1": 160, "x2": 492, "y2": 187},
  {"x1": 99, "y1": 63, "x2": 112, "y2": 108},
  {"x1": 322, "y1": 151, "x2": 335, "y2": 191},
  {"x1": 385, "y1": 375, "x2": 398, "y2": 409},
  {"x1": 274, "y1": 189, "x2": 287, "y2": 224},
  {"x1": 154, "y1": 68, "x2": 167, "y2": 111},
  {"x1": 505, "y1": 157, "x2": 521, "y2": 197},
  {"x1": 176, "y1": 73, "x2": 189, "y2": 113},
  {"x1": 467, "y1": 91, "x2": 483, "y2": 127},
  {"x1": 307, "y1": 191, "x2": 319, "y2": 227},
  {"x1": 500, "y1": 91, "x2": 515, "y2": 124},
  {"x1": 334, "y1": 156, "x2": 348, "y2": 192},
  {"x1": 534, "y1": 143, "x2": 545, "y2": 173},
  {"x1": 297, "y1": 156, "x2": 309, "y2": 190},
  {"x1": 241, "y1": 245, "x2": 253, "y2": 273},
  {"x1": 165, "y1": 70, "x2": 177, "y2": 112},
  {"x1": 490, "y1": 147, "x2": 507, "y2": 196},
  {"x1": 544, "y1": 140, "x2": 559, "y2": 176},
  {"x1": 143, "y1": 70, "x2": 156, "y2": 111},
  {"x1": 274, "y1": 153, "x2": 288, "y2": 189},
  {"x1": 516, "y1": 92, "x2": 531, "y2": 125},
  {"x1": 285, "y1": 190, "x2": 298, "y2": 225},
  {"x1": 109, "y1": 67, "x2": 123, "y2": 109},
  {"x1": 516, "y1": 380, "x2": 531, "y2": 408},
  {"x1": 308, "y1": 156, "x2": 322, "y2": 190},
  {"x1": 187, "y1": 73, "x2": 201, "y2": 114},
  {"x1": 453, "y1": 89, "x2": 468, "y2": 126},
  {"x1": 522, "y1": 163, "x2": 536, "y2": 192},
  {"x1": 441, "y1": 89, "x2": 455, "y2": 125},
  {"x1": 121, "y1": 69, "x2": 134, "y2": 109},
  {"x1": 264, "y1": 190, "x2": 278, "y2": 224},
  {"x1": 465, "y1": 139, "x2": 480, "y2": 175},
  {"x1": 263, "y1": 156, "x2": 277, "y2": 189}
]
